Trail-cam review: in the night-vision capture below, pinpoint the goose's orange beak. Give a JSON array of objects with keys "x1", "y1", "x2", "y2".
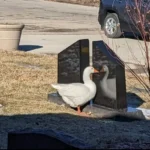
[{"x1": 94, "y1": 68, "x2": 99, "y2": 73}]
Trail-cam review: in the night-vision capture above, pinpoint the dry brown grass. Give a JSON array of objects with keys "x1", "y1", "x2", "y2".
[
  {"x1": 126, "y1": 71, "x2": 150, "y2": 108},
  {"x1": 0, "y1": 50, "x2": 149, "y2": 116},
  {"x1": 0, "y1": 50, "x2": 76, "y2": 116}
]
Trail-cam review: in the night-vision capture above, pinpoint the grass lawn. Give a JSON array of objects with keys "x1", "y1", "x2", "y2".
[
  {"x1": 0, "y1": 50, "x2": 150, "y2": 149},
  {"x1": 0, "y1": 50, "x2": 80, "y2": 115}
]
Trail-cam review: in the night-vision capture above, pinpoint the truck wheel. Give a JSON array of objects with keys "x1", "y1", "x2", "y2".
[{"x1": 104, "y1": 13, "x2": 122, "y2": 38}]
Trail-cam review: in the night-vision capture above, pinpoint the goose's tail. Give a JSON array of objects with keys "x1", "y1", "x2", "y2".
[
  {"x1": 51, "y1": 83, "x2": 60, "y2": 89},
  {"x1": 51, "y1": 83, "x2": 68, "y2": 90}
]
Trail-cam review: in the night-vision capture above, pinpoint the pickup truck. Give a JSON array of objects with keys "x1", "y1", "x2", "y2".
[{"x1": 98, "y1": 0, "x2": 149, "y2": 38}]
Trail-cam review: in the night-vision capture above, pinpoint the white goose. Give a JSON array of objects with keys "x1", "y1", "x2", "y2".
[
  {"x1": 51, "y1": 66, "x2": 99, "y2": 116},
  {"x1": 99, "y1": 65, "x2": 116, "y2": 100}
]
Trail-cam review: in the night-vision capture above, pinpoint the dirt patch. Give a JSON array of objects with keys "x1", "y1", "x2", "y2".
[
  {"x1": 25, "y1": 25, "x2": 99, "y2": 34},
  {"x1": 42, "y1": 28, "x2": 98, "y2": 32},
  {"x1": 46, "y1": 0, "x2": 100, "y2": 7}
]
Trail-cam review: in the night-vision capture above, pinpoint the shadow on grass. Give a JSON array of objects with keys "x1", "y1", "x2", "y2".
[
  {"x1": 19, "y1": 45, "x2": 43, "y2": 51},
  {"x1": 0, "y1": 111, "x2": 150, "y2": 149},
  {"x1": 127, "y1": 92, "x2": 145, "y2": 108}
]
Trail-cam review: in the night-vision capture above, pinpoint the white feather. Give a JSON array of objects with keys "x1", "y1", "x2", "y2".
[{"x1": 51, "y1": 66, "x2": 97, "y2": 108}]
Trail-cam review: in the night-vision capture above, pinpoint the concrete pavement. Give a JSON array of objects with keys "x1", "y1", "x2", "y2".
[
  {"x1": 20, "y1": 34, "x2": 147, "y2": 66},
  {"x1": 0, "y1": 0, "x2": 149, "y2": 67}
]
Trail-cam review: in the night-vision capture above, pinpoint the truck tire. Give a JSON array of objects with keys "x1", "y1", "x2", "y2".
[{"x1": 104, "y1": 13, "x2": 122, "y2": 38}]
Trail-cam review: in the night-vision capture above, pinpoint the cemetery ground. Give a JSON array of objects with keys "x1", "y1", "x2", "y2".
[{"x1": 0, "y1": 50, "x2": 150, "y2": 149}]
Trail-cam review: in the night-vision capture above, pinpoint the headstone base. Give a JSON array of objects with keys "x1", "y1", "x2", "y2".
[
  {"x1": 48, "y1": 93, "x2": 67, "y2": 106},
  {"x1": 48, "y1": 93, "x2": 146, "y2": 120},
  {"x1": 83, "y1": 104, "x2": 145, "y2": 121}
]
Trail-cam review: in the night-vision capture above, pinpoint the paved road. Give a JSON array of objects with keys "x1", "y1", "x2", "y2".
[
  {"x1": 0, "y1": 0, "x2": 149, "y2": 67},
  {"x1": 0, "y1": 0, "x2": 99, "y2": 34}
]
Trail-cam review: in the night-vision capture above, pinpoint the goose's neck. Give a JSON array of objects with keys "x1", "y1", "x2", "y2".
[
  {"x1": 103, "y1": 69, "x2": 109, "y2": 81},
  {"x1": 83, "y1": 71, "x2": 96, "y2": 97},
  {"x1": 83, "y1": 72, "x2": 92, "y2": 83}
]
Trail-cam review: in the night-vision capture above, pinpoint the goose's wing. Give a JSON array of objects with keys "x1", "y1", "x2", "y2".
[{"x1": 51, "y1": 83, "x2": 90, "y2": 98}]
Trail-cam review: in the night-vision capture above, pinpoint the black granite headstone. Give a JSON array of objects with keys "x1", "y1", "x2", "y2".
[
  {"x1": 58, "y1": 39, "x2": 89, "y2": 83},
  {"x1": 92, "y1": 41, "x2": 127, "y2": 111},
  {"x1": 8, "y1": 133, "x2": 78, "y2": 149},
  {"x1": 7, "y1": 129, "x2": 93, "y2": 149}
]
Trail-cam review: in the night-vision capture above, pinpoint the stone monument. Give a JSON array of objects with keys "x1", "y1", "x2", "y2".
[
  {"x1": 58, "y1": 39, "x2": 89, "y2": 83},
  {"x1": 49, "y1": 39, "x2": 145, "y2": 120},
  {"x1": 92, "y1": 40, "x2": 127, "y2": 111},
  {"x1": 48, "y1": 39, "x2": 89, "y2": 104}
]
